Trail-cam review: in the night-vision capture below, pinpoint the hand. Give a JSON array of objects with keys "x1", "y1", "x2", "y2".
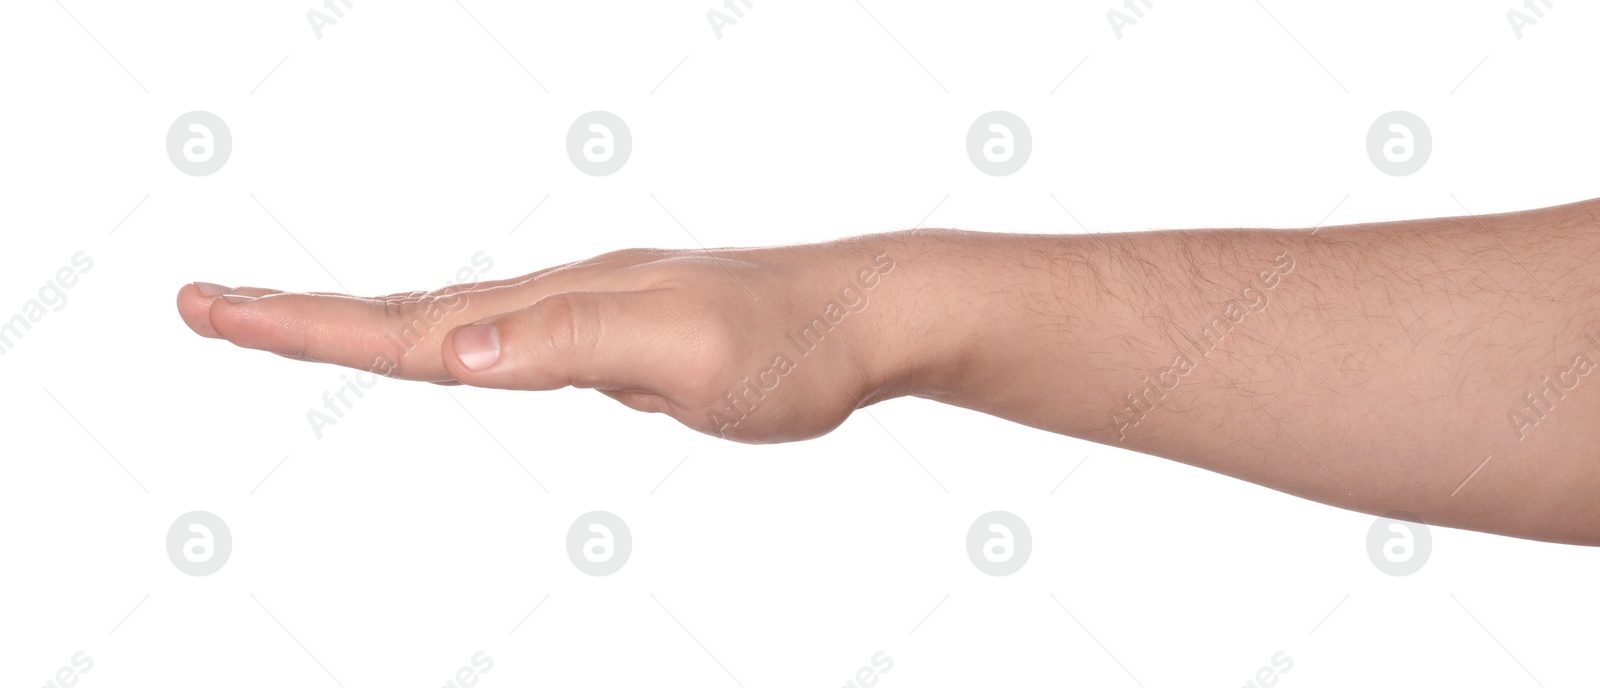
[{"x1": 177, "y1": 238, "x2": 918, "y2": 443}]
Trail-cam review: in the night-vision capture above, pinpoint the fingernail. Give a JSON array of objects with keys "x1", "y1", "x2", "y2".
[
  {"x1": 193, "y1": 282, "x2": 232, "y2": 297},
  {"x1": 454, "y1": 324, "x2": 501, "y2": 371},
  {"x1": 220, "y1": 294, "x2": 257, "y2": 303}
]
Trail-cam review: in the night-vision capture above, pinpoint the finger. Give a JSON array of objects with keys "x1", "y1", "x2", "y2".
[
  {"x1": 176, "y1": 253, "x2": 646, "y2": 346},
  {"x1": 442, "y1": 290, "x2": 708, "y2": 394},
  {"x1": 206, "y1": 277, "x2": 613, "y2": 382},
  {"x1": 178, "y1": 284, "x2": 333, "y2": 339},
  {"x1": 177, "y1": 273, "x2": 526, "y2": 340},
  {"x1": 177, "y1": 282, "x2": 235, "y2": 338},
  {"x1": 179, "y1": 283, "x2": 311, "y2": 339}
]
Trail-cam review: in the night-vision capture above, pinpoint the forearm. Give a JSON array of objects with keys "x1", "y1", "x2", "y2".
[{"x1": 883, "y1": 200, "x2": 1600, "y2": 544}]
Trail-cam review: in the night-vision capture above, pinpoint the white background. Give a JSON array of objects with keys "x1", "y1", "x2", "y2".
[{"x1": 4, "y1": 1, "x2": 1598, "y2": 685}]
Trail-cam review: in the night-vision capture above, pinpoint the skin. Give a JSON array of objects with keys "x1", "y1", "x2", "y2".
[{"x1": 177, "y1": 197, "x2": 1600, "y2": 545}]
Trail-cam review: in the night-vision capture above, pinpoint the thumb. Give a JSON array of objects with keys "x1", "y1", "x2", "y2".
[{"x1": 442, "y1": 290, "x2": 696, "y2": 392}]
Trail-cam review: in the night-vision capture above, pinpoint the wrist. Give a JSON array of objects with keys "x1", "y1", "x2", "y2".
[
  {"x1": 858, "y1": 229, "x2": 1097, "y2": 419},
  {"x1": 851, "y1": 230, "x2": 997, "y2": 406}
]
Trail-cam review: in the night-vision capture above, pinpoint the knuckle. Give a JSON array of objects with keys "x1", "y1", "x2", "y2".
[
  {"x1": 593, "y1": 247, "x2": 665, "y2": 263},
  {"x1": 534, "y1": 292, "x2": 598, "y2": 362},
  {"x1": 378, "y1": 291, "x2": 428, "y2": 323},
  {"x1": 375, "y1": 292, "x2": 445, "y2": 378}
]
